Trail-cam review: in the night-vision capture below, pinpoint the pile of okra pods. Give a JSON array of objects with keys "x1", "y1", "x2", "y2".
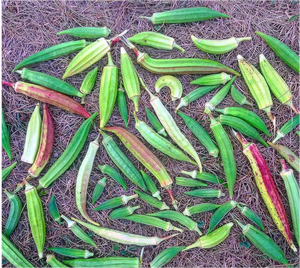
[{"x1": 2, "y1": 1, "x2": 299, "y2": 268}]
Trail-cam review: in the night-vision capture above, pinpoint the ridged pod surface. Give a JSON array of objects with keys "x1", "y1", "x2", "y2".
[
  {"x1": 141, "y1": 171, "x2": 162, "y2": 200},
  {"x1": 134, "y1": 189, "x2": 169, "y2": 210},
  {"x1": 80, "y1": 67, "x2": 98, "y2": 103},
  {"x1": 175, "y1": 177, "x2": 207, "y2": 187},
  {"x1": 150, "y1": 246, "x2": 186, "y2": 268},
  {"x1": 98, "y1": 164, "x2": 127, "y2": 190},
  {"x1": 191, "y1": 72, "x2": 232, "y2": 85},
  {"x1": 109, "y1": 205, "x2": 140, "y2": 219},
  {"x1": 48, "y1": 195, "x2": 62, "y2": 224},
  {"x1": 183, "y1": 203, "x2": 220, "y2": 216},
  {"x1": 91, "y1": 177, "x2": 107, "y2": 205},
  {"x1": 47, "y1": 247, "x2": 94, "y2": 259},
  {"x1": 231, "y1": 85, "x2": 253, "y2": 106},
  {"x1": 145, "y1": 107, "x2": 167, "y2": 137},
  {"x1": 185, "y1": 189, "x2": 225, "y2": 198},
  {"x1": 58, "y1": 27, "x2": 111, "y2": 38},
  {"x1": 273, "y1": 114, "x2": 299, "y2": 143},
  {"x1": 237, "y1": 204, "x2": 264, "y2": 231},
  {"x1": 117, "y1": 84, "x2": 129, "y2": 127},
  {"x1": 94, "y1": 194, "x2": 138, "y2": 211},
  {"x1": 155, "y1": 75, "x2": 183, "y2": 101}
]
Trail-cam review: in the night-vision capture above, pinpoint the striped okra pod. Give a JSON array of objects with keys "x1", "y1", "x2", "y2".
[
  {"x1": 94, "y1": 194, "x2": 138, "y2": 211},
  {"x1": 58, "y1": 26, "x2": 111, "y2": 38},
  {"x1": 237, "y1": 204, "x2": 264, "y2": 230},
  {"x1": 61, "y1": 215, "x2": 97, "y2": 247},
  {"x1": 231, "y1": 85, "x2": 253, "y2": 106},
  {"x1": 183, "y1": 203, "x2": 220, "y2": 216},
  {"x1": 98, "y1": 164, "x2": 127, "y2": 190},
  {"x1": 147, "y1": 210, "x2": 202, "y2": 235},
  {"x1": 13, "y1": 40, "x2": 89, "y2": 71},
  {"x1": 38, "y1": 112, "x2": 97, "y2": 189},
  {"x1": 117, "y1": 83, "x2": 129, "y2": 127},
  {"x1": 47, "y1": 247, "x2": 94, "y2": 259},
  {"x1": 181, "y1": 170, "x2": 225, "y2": 186},
  {"x1": 2, "y1": 162, "x2": 17, "y2": 181},
  {"x1": 209, "y1": 114, "x2": 236, "y2": 198},
  {"x1": 177, "y1": 111, "x2": 219, "y2": 158},
  {"x1": 145, "y1": 107, "x2": 167, "y2": 137},
  {"x1": 234, "y1": 131, "x2": 296, "y2": 252},
  {"x1": 80, "y1": 67, "x2": 98, "y2": 104},
  {"x1": 150, "y1": 246, "x2": 186, "y2": 268},
  {"x1": 184, "y1": 223, "x2": 233, "y2": 251},
  {"x1": 259, "y1": 54, "x2": 298, "y2": 113},
  {"x1": 273, "y1": 114, "x2": 299, "y2": 143},
  {"x1": 175, "y1": 177, "x2": 207, "y2": 187},
  {"x1": 279, "y1": 159, "x2": 299, "y2": 245},
  {"x1": 101, "y1": 131, "x2": 146, "y2": 190},
  {"x1": 204, "y1": 76, "x2": 236, "y2": 114},
  {"x1": 110, "y1": 205, "x2": 140, "y2": 219},
  {"x1": 134, "y1": 113, "x2": 196, "y2": 165},
  {"x1": 236, "y1": 220, "x2": 288, "y2": 264},
  {"x1": 25, "y1": 182, "x2": 46, "y2": 258},
  {"x1": 99, "y1": 53, "x2": 118, "y2": 128},
  {"x1": 2, "y1": 110, "x2": 12, "y2": 159},
  {"x1": 48, "y1": 195, "x2": 62, "y2": 224},
  {"x1": 76, "y1": 136, "x2": 99, "y2": 225},
  {"x1": 237, "y1": 55, "x2": 275, "y2": 127},
  {"x1": 185, "y1": 189, "x2": 225, "y2": 198},
  {"x1": 92, "y1": 177, "x2": 107, "y2": 204},
  {"x1": 191, "y1": 72, "x2": 231, "y2": 85},
  {"x1": 155, "y1": 75, "x2": 183, "y2": 101},
  {"x1": 141, "y1": 171, "x2": 162, "y2": 200},
  {"x1": 21, "y1": 103, "x2": 42, "y2": 164},
  {"x1": 46, "y1": 254, "x2": 68, "y2": 268},
  {"x1": 135, "y1": 189, "x2": 169, "y2": 210},
  {"x1": 73, "y1": 217, "x2": 178, "y2": 246},
  {"x1": 175, "y1": 85, "x2": 218, "y2": 111},
  {"x1": 4, "y1": 190, "x2": 22, "y2": 236},
  {"x1": 129, "y1": 31, "x2": 184, "y2": 52},
  {"x1": 120, "y1": 47, "x2": 140, "y2": 111}
]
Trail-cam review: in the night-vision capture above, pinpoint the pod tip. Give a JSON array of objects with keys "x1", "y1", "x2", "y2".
[
  {"x1": 237, "y1": 54, "x2": 244, "y2": 61},
  {"x1": 259, "y1": 54, "x2": 266, "y2": 62}
]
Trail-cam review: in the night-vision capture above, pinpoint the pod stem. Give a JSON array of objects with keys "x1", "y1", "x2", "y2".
[
  {"x1": 280, "y1": 159, "x2": 289, "y2": 172},
  {"x1": 236, "y1": 37, "x2": 252, "y2": 43},
  {"x1": 232, "y1": 129, "x2": 250, "y2": 148},
  {"x1": 2, "y1": 80, "x2": 14, "y2": 87},
  {"x1": 289, "y1": 101, "x2": 299, "y2": 114},
  {"x1": 174, "y1": 43, "x2": 185, "y2": 53},
  {"x1": 13, "y1": 175, "x2": 32, "y2": 194},
  {"x1": 166, "y1": 188, "x2": 178, "y2": 210},
  {"x1": 158, "y1": 233, "x2": 179, "y2": 243},
  {"x1": 264, "y1": 107, "x2": 276, "y2": 129},
  {"x1": 121, "y1": 36, "x2": 140, "y2": 57},
  {"x1": 110, "y1": 29, "x2": 129, "y2": 45}
]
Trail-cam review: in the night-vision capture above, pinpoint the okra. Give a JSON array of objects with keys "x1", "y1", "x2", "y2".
[
  {"x1": 191, "y1": 72, "x2": 231, "y2": 85},
  {"x1": 129, "y1": 31, "x2": 184, "y2": 52},
  {"x1": 134, "y1": 189, "x2": 169, "y2": 210},
  {"x1": 217, "y1": 114, "x2": 268, "y2": 147},
  {"x1": 256, "y1": 31, "x2": 299, "y2": 73},
  {"x1": 191, "y1": 36, "x2": 251, "y2": 54},
  {"x1": 76, "y1": 137, "x2": 99, "y2": 225},
  {"x1": 13, "y1": 40, "x2": 89, "y2": 71},
  {"x1": 181, "y1": 170, "x2": 225, "y2": 186},
  {"x1": 237, "y1": 204, "x2": 264, "y2": 231},
  {"x1": 117, "y1": 83, "x2": 129, "y2": 127},
  {"x1": 150, "y1": 246, "x2": 185, "y2": 268},
  {"x1": 234, "y1": 131, "x2": 296, "y2": 252},
  {"x1": 177, "y1": 111, "x2": 219, "y2": 158},
  {"x1": 110, "y1": 205, "x2": 140, "y2": 219},
  {"x1": 2, "y1": 162, "x2": 17, "y2": 181},
  {"x1": 21, "y1": 103, "x2": 42, "y2": 164},
  {"x1": 61, "y1": 215, "x2": 97, "y2": 247},
  {"x1": 101, "y1": 131, "x2": 146, "y2": 190},
  {"x1": 25, "y1": 182, "x2": 46, "y2": 258},
  {"x1": 2, "y1": 110, "x2": 12, "y2": 159},
  {"x1": 98, "y1": 164, "x2": 127, "y2": 190},
  {"x1": 4, "y1": 190, "x2": 22, "y2": 236},
  {"x1": 46, "y1": 254, "x2": 68, "y2": 268},
  {"x1": 231, "y1": 85, "x2": 252, "y2": 106},
  {"x1": 145, "y1": 107, "x2": 167, "y2": 137},
  {"x1": 147, "y1": 210, "x2": 202, "y2": 235},
  {"x1": 58, "y1": 26, "x2": 111, "y2": 38},
  {"x1": 175, "y1": 85, "x2": 218, "y2": 111},
  {"x1": 16, "y1": 68, "x2": 83, "y2": 97},
  {"x1": 80, "y1": 67, "x2": 98, "y2": 103},
  {"x1": 273, "y1": 114, "x2": 299, "y2": 143},
  {"x1": 142, "y1": 7, "x2": 228, "y2": 24},
  {"x1": 73, "y1": 217, "x2": 178, "y2": 246},
  {"x1": 38, "y1": 112, "x2": 97, "y2": 189},
  {"x1": 47, "y1": 247, "x2": 94, "y2": 259},
  {"x1": 185, "y1": 189, "x2": 225, "y2": 198},
  {"x1": 204, "y1": 76, "x2": 236, "y2": 114},
  {"x1": 91, "y1": 177, "x2": 107, "y2": 204},
  {"x1": 141, "y1": 171, "x2": 162, "y2": 200},
  {"x1": 48, "y1": 195, "x2": 62, "y2": 224},
  {"x1": 155, "y1": 75, "x2": 183, "y2": 101},
  {"x1": 183, "y1": 203, "x2": 220, "y2": 216},
  {"x1": 94, "y1": 194, "x2": 138, "y2": 211},
  {"x1": 175, "y1": 177, "x2": 207, "y2": 187}
]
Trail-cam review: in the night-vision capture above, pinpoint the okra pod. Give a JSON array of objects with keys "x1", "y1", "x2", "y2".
[
  {"x1": 47, "y1": 247, "x2": 94, "y2": 259},
  {"x1": 145, "y1": 107, "x2": 167, "y2": 137},
  {"x1": 98, "y1": 164, "x2": 127, "y2": 190},
  {"x1": 134, "y1": 189, "x2": 169, "y2": 210},
  {"x1": 273, "y1": 114, "x2": 299, "y2": 143},
  {"x1": 80, "y1": 67, "x2": 98, "y2": 104},
  {"x1": 110, "y1": 205, "x2": 140, "y2": 219},
  {"x1": 58, "y1": 26, "x2": 111, "y2": 38},
  {"x1": 155, "y1": 75, "x2": 183, "y2": 101},
  {"x1": 46, "y1": 254, "x2": 68, "y2": 268},
  {"x1": 94, "y1": 194, "x2": 138, "y2": 211},
  {"x1": 237, "y1": 204, "x2": 264, "y2": 231},
  {"x1": 141, "y1": 170, "x2": 162, "y2": 200},
  {"x1": 4, "y1": 190, "x2": 22, "y2": 236},
  {"x1": 231, "y1": 85, "x2": 252, "y2": 106},
  {"x1": 175, "y1": 177, "x2": 207, "y2": 187},
  {"x1": 183, "y1": 203, "x2": 220, "y2": 216},
  {"x1": 180, "y1": 170, "x2": 225, "y2": 186},
  {"x1": 117, "y1": 83, "x2": 129, "y2": 127},
  {"x1": 48, "y1": 195, "x2": 62, "y2": 224},
  {"x1": 185, "y1": 189, "x2": 225, "y2": 198},
  {"x1": 150, "y1": 246, "x2": 185, "y2": 268},
  {"x1": 91, "y1": 177, "x2": 107, "y2": 205},
  {"x1": 2, "y1": 110, "x2": 12, "y2": 159},
  {"x1": 2, "y1": 162, "x2": 17, "y2": 181},
  {"x1": 191, "y1": 72, "x2": 231, "y2": 85}
]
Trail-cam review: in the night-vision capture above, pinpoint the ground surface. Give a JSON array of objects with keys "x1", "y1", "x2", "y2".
[{"x1": 2, "y1": 0, "x2": 299, "y2": 267}]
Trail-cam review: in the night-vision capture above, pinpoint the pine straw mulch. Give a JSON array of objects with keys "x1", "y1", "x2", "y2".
[{"x1": 2, "y1": 0, "x2": 299, "y2": 267}]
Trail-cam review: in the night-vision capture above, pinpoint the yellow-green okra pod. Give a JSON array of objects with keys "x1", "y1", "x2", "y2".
[
  {"x1": 25, "y1": 182, "x2": 45, "y2": 258},
  {"x1": 99, "y1": 53, "x2": 118, "y2": 128}
]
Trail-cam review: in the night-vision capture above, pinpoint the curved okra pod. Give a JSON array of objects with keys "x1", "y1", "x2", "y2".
[
  {"x1": 2, "y1": 110, "x2": 12, "y2": 159},
  {"x1": 4, "y1": 190, "x2": 22, "y2": 237},
  {"x1": 209, "y1": 114, "x2": 236, "y2": 198},
  {"x1": 80, "y1": 67, "x2": 98, "y2": 104},
  {"x1": 141, "y1": 171, "x2": 162, "y2": 200},
  {"x1": 155, "y1": 75, "x2": 183, "y2": 101},
  {"x1": 183, "y1": 203, "x2": 220, "y2": 216},
  {"x1": 134, "y1": 189, "x2": 169, "y2": 210},
  {"x1": 58, "y1": 27, "x2": 111, "y2": 38},
  {"x1": 46, "y1": 254, "x2": 68, "y2": 268},
  {"x1": 150, "y1": 246, "x2": 186, "y2": 268},
  {"x1": 48, "y1": 195, "x2": 62, "y2": 224},
  {"x1": 180, "y1": 170, "x2": 225, "y2": 186},
  {"x1": 2, "y1": 162, "x2": 17, "y2": 181},
  {"x1": 234, "y1": 131, "x2": 296, "y2": 252},
  {"x1": 73, "y1": 217, "x2": 178, "y2": 246},
  {"x1": 47, "y1": 247, "x2": 94, "y2": 259},
  {"x1": 273, "y1": 114, "x2": 299, "y2": 143},
  {"x1": 61, "y1": 215, "x2": 97, "y2": 247},
  {"x1": 231, "y1": 85, "x2": 253, "y2": 106},
  {"x1": 191, "y1": 72, "x2": 231, "y2": 85},
  {"x1": 25, "y1": 182, "x2": 46, "y2": 258},
  {"x1": 94, "y1": 194, "x2": 138, "y2": 211},
  {"x1": 101, "y1": 131, "x2": 146, "y2": 190},
  {"x1": 38, "y1": 112, "x2": 97, "y2": 189},
  {"x1": 76, "y1": 137, "x2": 99, "y2": 225},
  {"x1": 99, "y1": 53, "x2": 118, "y2": 128},
  {"x1": 175, "y1": 177, "x2": 207, "y2": 187},
  {"x1": 13, "y1": 40, "x2": 89, "y2": 71},
  {"x1": 185, "y1": 189, "x2": 225, "y2": 198},
  {"x1": 91, "y1": 177, "x2": 107, "y2": 205},
  {"x1": 98, "y1": 164, "x2": 127, "y2": 190},
  {"x1": 237, "y1": 204, "x2": 264, "y2": 231},
  {"x1": 145, "y1": 107, "x2": 167, "y2": 137},
  {"x1": 117, "y1": 83, "x2": 129, "y2": 127},
  {"x1": 109, "y1": 205, "x2": 140, "y2": 219}
]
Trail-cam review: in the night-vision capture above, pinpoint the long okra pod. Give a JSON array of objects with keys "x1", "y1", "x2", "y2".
[
  {"x1": 117, "y1": 83, "x2": 129, "y2": 127},
  {"x1": 273, "y1": 114, "x2": 299, "y2": 143},
  {"x1": 110, "y1": 205, "x2": 140, "y2": 219},
  {"x1": 180, "y1": 170, "x2": 225, "y2": 186},
  {"x1": 145, "y1": 107, "x2": 167, "y2": 137},
  {"x1": 2, "y1": 110, "x2": 12, "y2": 159},
  {"x1": 47, "y1": 247, "x2": 94, "y2": 259},
  {"x1": 185, "y1": 189, "x2": 225, "y2": 198},
  {"x1": 4, "y1": 190, "x2": 22, "y2": 236},
  {"x1": 237, "y1": 204, "x2": 264, "y2": 231},
  {"x1": 58, "y1": 27, "x2": 111, "y2": 38},
  {"x1": 183, "y1": 203, "x2": 220, "y2": 216}
]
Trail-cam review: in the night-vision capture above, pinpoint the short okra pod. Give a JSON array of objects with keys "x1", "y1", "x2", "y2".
[
  {"x1": 145, "y1": 107, "x2": 167, "y2": 137},
  {"x1": 46, "y1": 254, "x2": 68, "y2": 268},
  {"x1": 185, "y1": 189, "x2": 225, "y2": 198},
  {"x1": 273, "y1": 114, "x2": 300, "y2": 143},
  {"x1": 61, "y1": 215, "x2": 97, "y2": 247},
  {"x1": 237, "y1": 204, "x2": 264, "y2": 231},
  {"x1": 94, "y1": 194, "x2": 138, "y2": 211},
  {"x1": 150, "y1": 246, "x2": 186, "y2": 268},
  {"x1": 48, "y1": 195, "x2": 62, "y2": 224},
  {"x1": 117, "y1": 83, "x2": 129, "y2": 127},
  {"x1": 98, "y1": 164, "x2": 127, "y2": 190},
  {"x1": 180, "y1": 170, "x2": 225, "y2": 186},
  {"x1": 183, "y1": 203, "x2": 220, "y2": 216},
  {"x1": 110, "y1": 205, "x2": 140, "y2": 219},
  {"x1": 58, "y1": 26, "x2": 111, "y2": 38},
  {"x1": 91, "y1": 177, "x2": 107, "y2": 205},
  {"x1": 80, "y1": 67, "x2": 98, "y2": 103},
  {"x1": 141, "y1": 171, "x2": 162, "y2": 200},
  {"x1": 191, "y1": 72, "x2": 231, "y2": 85},
  {"x1": 47, "y1": 247, "x2": 94, "y2": 259},
  {"x1": 231, "y1": 85, "x2": 253, "y2": 106},
  {"x1": 2, "y1": 110, "x2": 12, "y2": 159},
  {"x1": 2, "y1": 162, "x2": 17, "y2": 181},
  {"x1": 175, "y1": 177, "x2": 207, "y2": 187},
  {"x1": 134, "y1": 189, "x2": 169, "y2": 210},
  {"x1": 155, "y1": 75, "x2": 183, "y2": 101}
]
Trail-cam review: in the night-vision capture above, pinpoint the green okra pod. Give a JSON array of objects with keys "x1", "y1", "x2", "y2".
[
  {"x1": 191, "y1": 72, "x2": 231, "y2": 86},
  {"x1": 92, "y1": 177, "x2": 107, "y2": 205},
  {"x1": 80, "y1": 67, "x2": 98, "y2": 104},
  {"x1": 117, "y1": 83, "x2": 129, "y2": 127},
  {"x1": 237, "y1": 204, "x2": 264, "y2": 231},
  {"x1": 2, "y1": 162, "x2": 17, "y2": 181},
  {"x1": 48, "y1": 195, "x2": 62, "y2": 224},
  {"x1": 185, "y1": 189, "x2": 225, "y2": 198},
  {"x1": 94, "y1": 194, "x2": 138, "y2": 211},
  {"x1": 231, "y1": 85, "x2": 252, "y2": 106},
  {"x1": 180, "y1": 170, "x2": 225, "y2": 186},
  {"x1": 145, "y1": 107, "x2": 167, "y2": 137},
  {"x1": 141, "y1": 171, "x2": 162, "y2": 200},
  {"x1": 175, "y1": 177, "x2": 207, "y2": 187},
  {"x1": 58, "y1": 27, "x2": 111, "y2": 38},
  {"x1": 150, "y1": 246, "x2": 186, "y2": 268},
  {"x1": 134, "y1": 189, "x2": 169, "y2": 210},
  {"x1": 183, "y1": 203, "x2": 220, "y2": 216},
  {"x1": 47, "y1": 247, "x2": 94, "y2": 259},
  {"x1": 109, "y1": 205, "x2": 140, "y2": 219},
  {"x1": 46, "y1": 254, "x2": 68, "y2": 268},
  {"x1": 98, "y1": 164, "x2": 127, "y2": 190},
  {"x1": 273, "y1": 114, "x2": 300, "y2": 143},
  {"x1": 2, "y1": 110, "x2": 12, "y2": 159}
]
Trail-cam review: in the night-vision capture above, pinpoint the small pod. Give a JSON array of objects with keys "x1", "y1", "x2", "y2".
[
  {"x1": 129, "y1": 31, "x2": 184, "y2": 52},
  {"x1": 147, "y1": 210, "x2": 202, "y2": 235},
  {"x1": 46, "y1": 254, "x2": 68, "y2": 268},
  {"x1": 61, "y1": 215, "x2": 97, "y2": 247},
  {"x1": 21, "y1": 103, "x2": 42, "y2": 164},
  {"x1": 180, "y1": 170, "x2": 225, "y2": 186},
  {"x1": 4, "y1": 190, "x2": 22, "y2": 237},
  {"x1": 175, "y1": 85, "x2": 218, "y2": 111},
  {"x1": 94, "y1": 194, "x2": 138, "y2": 211},
  {"x1": 273, "y1": 114, "x2": 300, "y2": 143},
  {"x1": 141, "y1": 171, "x2": 162, "y2": 200},
  {"x1": 98, "y1": 164, "x2": 127, "y2": 190},
  {"x1": 47, "y1": 247, "x2": 94, "y2": 259},
  {"x1": 185, "y1": 189, "x2": 225, "y2": 198},
  {"x1": 155, "y1": 75, "x2": 183, "y2": 101},
  {"x1": 145, "y1": 107, "x2": 167, "y2": 137},
  {"x1": 2, "y1": 162, "x2": 17, "y2": 181},
  {"x1": 134, "y1": 189, "x2": 169, "y2": 210},
  {"x1": 183, "y1": 203, "x2": 220, "y2": 216},
  {"x1": 48, "y1": 195, "x2": 62, "y2": 224},
  {"x1": 150, "y1": 246, "x2": 186, "y2": 268},
  {"x1": 175, "y1": 177, "x2": 207, "y2": 187},
  {"x1": 80, "y1": 67, "x2": 98, "y2": 104},
  {"x1": 117, "y1": 83, "x2": 129, "y2": 127},
  {"x1": 191, "y1": 72, "x2": 231, "y2": 86},
  {"x1": 2, "y1": 110, "x2": 12, "y2": 159},
  {"x1": 231, "y1": 85, "x2": 253, "y2": 106},
  {"x1": 110, "y1": 205, "x2": 140, "y2": 219},
  {"x1": 58, "y1": 27, "x2": 111, "y2": 38},
  {"x1": 237, "y1": 204, "x2": 264, "y2": 231},
  {"x1": 91, "y1": 177, "x2": 107, "y2": 205}
]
